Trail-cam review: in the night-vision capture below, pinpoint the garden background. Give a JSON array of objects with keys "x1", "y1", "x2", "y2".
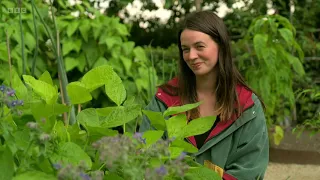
[{"x1": 0, "y1": 0, "x2": 319, "y2": 179}]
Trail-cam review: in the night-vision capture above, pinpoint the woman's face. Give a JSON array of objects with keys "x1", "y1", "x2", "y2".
[{"x1": 180, "y1": 29, "x2": 219, "y2": 77}]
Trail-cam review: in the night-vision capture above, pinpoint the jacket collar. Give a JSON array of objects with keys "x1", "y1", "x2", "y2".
[{"x1": 155, "y1": 77, "x2": 254, "y2": 148}]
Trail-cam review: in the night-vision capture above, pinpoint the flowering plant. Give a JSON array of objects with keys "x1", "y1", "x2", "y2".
[{"x1": 0, "y1": 65, "x2": 220, "y2": 180}]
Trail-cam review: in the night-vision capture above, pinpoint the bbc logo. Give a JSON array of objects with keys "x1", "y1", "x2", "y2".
[{"x1": 6, "y1": 8, "x2": 27, "y2": 14}]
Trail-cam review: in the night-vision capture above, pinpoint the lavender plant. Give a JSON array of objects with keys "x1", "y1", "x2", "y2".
[{"x1": 91, "y1": 133, "x2": 189, "y2": 180}]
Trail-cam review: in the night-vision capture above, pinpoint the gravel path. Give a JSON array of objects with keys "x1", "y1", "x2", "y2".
[{"x1": 264, "y1": 162, "x2": 320, "y2": 180}]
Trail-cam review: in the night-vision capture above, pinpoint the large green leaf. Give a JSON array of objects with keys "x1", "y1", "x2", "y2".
[
  {"x1": 51, "y1": 142, "x2": 92, "y2": 169},
  {"x1": 81, "y1": 65, "x2": 126, "y2": 106},
  {"x1": 165, "y1": 114, "x2": 187, "y2": 139},
  {"x1": 101, "y1": 104, "x2": 141, "y2": 128},
  {"x1": 183, "y1": 116, "x2": 216, "y2": 137},
  {"x1": 67, "y1": 82, "x2": 92, "y2": 104},
  {"x1": 185, "y1": 167, "x2": 222, "y2": 180},
  {"x1": 23, "y1": 75, "x2": 58, "y2": 104},
  {"x1": 0, "y1": 145, "x2": 14, "y2": 180},
  {"x1": 142, "y1": 110, "x2": 166, "y2": 130},
  {"x1": 25, "y1": 32, "x2": 36, "y2": 51},
  {"x1": 13, "y1": 171, "x2": 56, "y2": 180},
  {"x1": 163, "y1": 102, "x2": 202, "y2": 117},
  {"x1": 38, "y1": 71, "x2": 53, "y2": 86}
]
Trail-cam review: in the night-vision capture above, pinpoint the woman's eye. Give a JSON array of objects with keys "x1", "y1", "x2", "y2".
[{"x1": 182, "y1": 49, "x2": 189, "y2": 52}]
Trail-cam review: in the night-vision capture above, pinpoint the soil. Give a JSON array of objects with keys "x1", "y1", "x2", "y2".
[{"x1": 264, "y1": 163, "x2": 320, "y2": 180}]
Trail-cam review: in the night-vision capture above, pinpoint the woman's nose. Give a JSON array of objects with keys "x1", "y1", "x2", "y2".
[{"x1": 188, "y1": 48, "x2": 198, "y2": 60}]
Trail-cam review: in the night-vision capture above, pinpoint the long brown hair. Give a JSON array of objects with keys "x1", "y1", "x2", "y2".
[{"x1": 159, "y1": 10, "x2": 264, "y2": 121}]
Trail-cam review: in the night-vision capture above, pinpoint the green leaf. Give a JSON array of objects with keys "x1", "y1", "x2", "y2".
[
  {"x1": 253, "y1": 34, "x2": 268, "y2": 61},
  {"x1": 133, "y1": 46, "x2": 148, "y2": 62},
  {"x1": 10, "y1": 69, "x2": 28, "y2": 100},
  {"x1": 23, "y1": 75, "x2": 58, "y2": 104},
  {"x1": 62, "y1": 39, "x2": 82, "y2": 56},
  {"x1": 39, "y1": 71, "x2": 53, "y2": 86},
  {"x1": 67, "y1": 21, "x2": 80, "y2": 37},
  {"x1": 120, "y1": 56, "x2": 132, "y2": 75},
  {"x1": 166, "y1": 114, "x2": 188, "y2": 139},
  {"x1": 104, "y1": 173, "x2": 124, "y2": 180},
  {"x1": 171, "y1": 139, "x2": 198, "y2": 153},
  {"x1": 278, "y1": 28, "x2": 293, "y2": 45},
  {"x1": 142, "y1": 110, "x2": 166, "y2": 130},
  {"x1": 261, "y1": 47, "x2": 277, "y2": 68},
  {"x1": 24, "y1": 32, "x2": 36, "y2": 51},
  {"x1": 13, "y1": 171, "x2": 56, "y2": 180},
  {"x1": 81, "y1": 65, "x2": 126, "y2": 105},
  {"x1": 67, "y1": 82, "x2": 92, "y2": 104},
  {"x1": 273, "y1": 125, "x2": 284, "y2": 145},
  {"x1": 185, "y1": 167, "x2": 222, "y2": 180},
  {"x1": 274, "y1": 15, "x2": 295, "y2": 35},
  {"x1": 122, "y1": 42, "x2": 135, "y2": 55},
  {"x1": 285, "y1": 53, "x2": 305, "y2": 76},
  {"x1": 183, "y1": 116, "x2": 217, "y2": 137},
  {"x1": 293, "y1": 41, "x2": 304, "y2": 61},
  {"x1": 105, "y1": 36, "x2": 122, "y2": 49},
  {"x1": 54, "y1": 121, "x2": 69, "y2": 142},
  {"x1": 92, "y1": 57, "x2": 108, "y2": 69},
  {"x1": 169, "y1": 147, "x2": 184, "y2": 159},
  {"x1": 79, "y1": 19, "x2": 91, "y2": 42},
  {"x1": 142, "y1": 130, "x2": 164, "y2": 146},
  {"x1": 116, "y1": 24, "x2": 129, "y2": 36},
  {"x1": 0, "y1": 145, "x2": 14, "y2": 180},
  {"x1": 51, "y1": 142, "x2": 92, "y2": 169},
  {"x1": 64, "y1": 57, "x2": 79, "y2": 72},
  {"x1": 163, "y1": 102, "x2": 202, "y2": 117},
  {"x1": 77, "y1": 108, "x2": 100, "y2": 127},
  {"x1": 0, "y1": 42, "x2": 8, "y2": 62},
  {"x1": 101, "y1": 104, "x2": 141, "y2": 128}
]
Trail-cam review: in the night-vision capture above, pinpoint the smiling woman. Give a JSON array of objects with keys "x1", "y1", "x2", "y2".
[{"x1": 139, "y1": 10, "x2": 269, "y2": 180}]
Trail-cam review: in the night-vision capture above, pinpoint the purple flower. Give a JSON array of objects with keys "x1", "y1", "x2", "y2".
[
  {"x1": 6, "y1": 90, "x2": 15, "y2": 96},
  {"x1": 53, "y1": 163, "x2": 62, "y2": 170},
  {"x1": 155, "y1": 165, "x2": 167, "y2": 176},
  {"x1": 177, "y1": 152, "x2": 187, "y2": 161},
  {"x1": 39, "y1": 133, "x2": 51, "y2": 142},
  {"x1": 26, "y1": 122, "x2": 38, "y2": 129},
  {"x1": 79, "y1": 172, "x2": 91, "y2": 180},
  {"x1": 0, "y1": 85, "x2": 6, "y2": 92},
  {"x1": 133, "y1": 132, "x2": 146, "y2": 144}
]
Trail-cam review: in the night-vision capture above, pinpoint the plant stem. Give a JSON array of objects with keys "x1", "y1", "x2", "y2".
[
  {"x1": 18, "y1": 0, "x2": 26, "y2": 75},
  {"x1": 5, "y1": 30, "x2": 12, "y2": 87},
  {"x1": 31, "y1": 0, "x2": 39, "y2": 76}
]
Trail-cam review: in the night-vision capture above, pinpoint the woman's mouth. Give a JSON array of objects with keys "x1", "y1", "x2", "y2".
[{"x1": 191, "y1": 62, "x2": 203, "y2": 69}]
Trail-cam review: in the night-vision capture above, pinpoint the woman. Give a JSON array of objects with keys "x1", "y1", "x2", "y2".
[{"x1": 139, "y1": 10, "x2": 269, "y2": 180}]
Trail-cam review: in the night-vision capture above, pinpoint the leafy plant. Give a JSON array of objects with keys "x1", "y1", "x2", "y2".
[
  {"x1": 235, "y1": 14, "x2": 306, "y2": 144},
  {"x1": 0, "y1": 64, "x2": 221, "y2": 180}
]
